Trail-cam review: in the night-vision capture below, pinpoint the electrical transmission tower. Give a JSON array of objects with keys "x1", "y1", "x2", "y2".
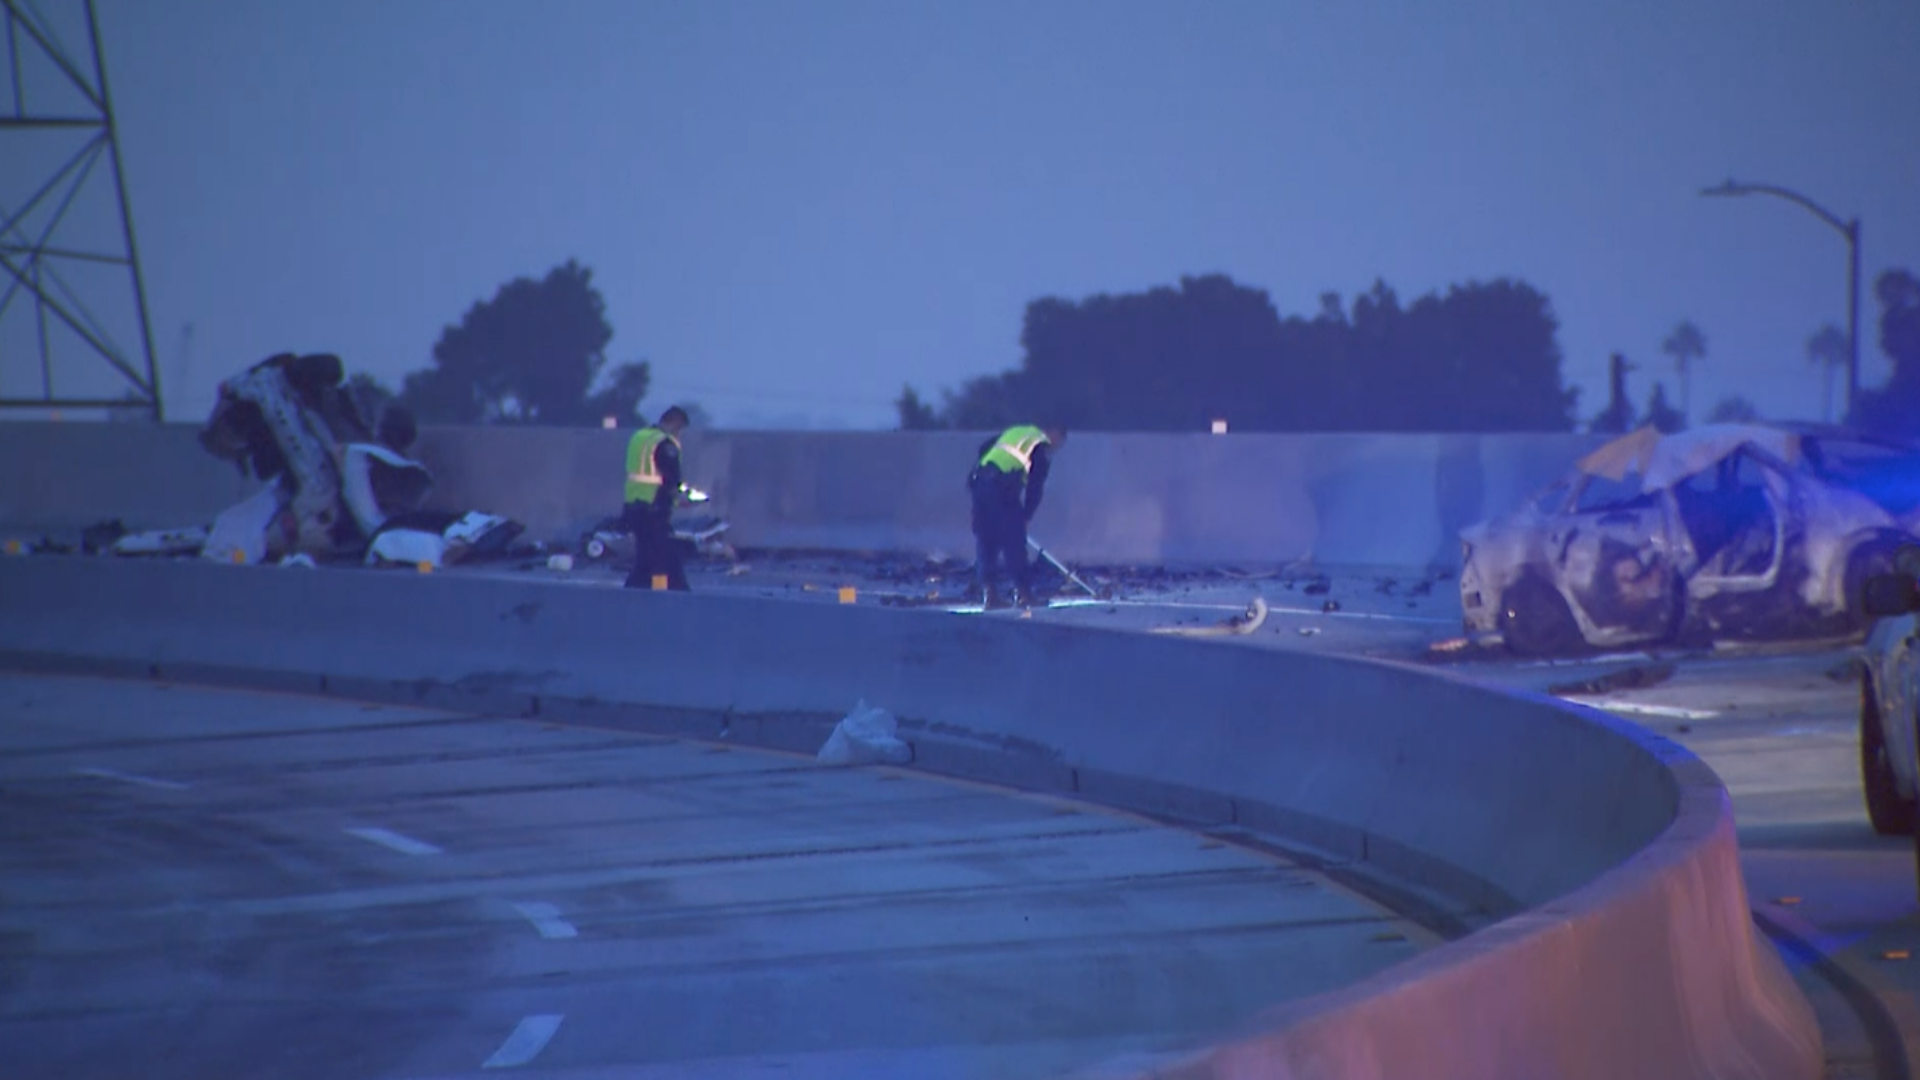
[{"x1": 0, "y1": 0, "x2": 160, "y2": 420}]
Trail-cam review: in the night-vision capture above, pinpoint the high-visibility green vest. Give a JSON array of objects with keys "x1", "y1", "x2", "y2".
[
  {"x1": 979, "y1": 425, "x2": 1049, "y2": 477},
  {"x1": 624, "y1": 426, "x2": 680, "y2": 503}
]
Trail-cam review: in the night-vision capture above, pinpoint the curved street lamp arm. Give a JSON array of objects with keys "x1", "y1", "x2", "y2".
[{"x1": 1705, "y1": 180, "x2": 1854, "y2": 238}]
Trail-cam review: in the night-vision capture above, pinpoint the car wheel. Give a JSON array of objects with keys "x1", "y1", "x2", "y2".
[
  {"x1": 1500, "y1": 576, "x2": 1584, "y2": 658},
  {"x1": 1861, "y1": 674, "x2": 1916, "y2": 835},
  {"x1": 1847, "y1": 539, "x2": 1904, "y2": 632}
]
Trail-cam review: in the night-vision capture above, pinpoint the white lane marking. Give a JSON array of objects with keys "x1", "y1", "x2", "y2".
[
  {"x1": 510, "y1": 901, "x2": 579, "y2": 940},
  {"x1": 483, "y1": 1013, "x2": 564, "y2": 1069},
  {"x1": 344, "y1": 826, "x2": 443, "y2": 857},
  {"x1": 1518, "y1": 651, "x2": 1658, "y2": 669},
  {"x1": 946, "y1": 597, "x2": 1453, "y2": 624},
  {"x1": 1254, "y1": 603, "x2": 1456, "y2": 625},
  {"x1": 1561, "y1": 697, "x2": 1719, "y2": 720},
  {"x1": 73, "y1": 766, "x2": 189, "y2": 791}
]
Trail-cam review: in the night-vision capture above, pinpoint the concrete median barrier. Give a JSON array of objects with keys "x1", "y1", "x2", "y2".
[
  {"x1": 0, "y1": 555, "x2": 1819, "y2": 1078},
  {"x1": 0, "y1": 421, "x2": 259, "y2": 534},
  {"x1": 0, "y1": 422, "x2": 1603, "y2": 570}
]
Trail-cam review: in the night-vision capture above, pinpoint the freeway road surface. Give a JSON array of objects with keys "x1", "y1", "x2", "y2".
[{"x1": 0, "y1": 673, "x2": 1439, "y2": 1080}]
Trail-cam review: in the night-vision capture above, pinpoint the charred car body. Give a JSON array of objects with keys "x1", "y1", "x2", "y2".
[
  {"x1": 195, "y1": 352, "x2": 522, "y2": 567},
  {"x1": 191, "y1": 351, "x2": 727, "y2": 571},
  {"x1": 1459, "y1": 424, "x2": 1920, "y2": 656}
]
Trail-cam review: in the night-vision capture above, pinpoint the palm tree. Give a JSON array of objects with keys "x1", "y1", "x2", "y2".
[
  {"x1": 1805, "y1": 323, "x2": 1849, "y2": 424},
  {"x1": 1661, "y1": 320, "x2": 1708, "y2": 423}
]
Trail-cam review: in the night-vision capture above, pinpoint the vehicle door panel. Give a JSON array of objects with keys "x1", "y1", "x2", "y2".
[
  {"x1": 1871, "y1": 614, "x2": 1920, "y2": 800},
  {"x1": 1552, "y1": 475, "x2": 1679, "y2": 644},
  {"x1": 1685, "y1": 452, "x2": 1796, "y2": 638}
]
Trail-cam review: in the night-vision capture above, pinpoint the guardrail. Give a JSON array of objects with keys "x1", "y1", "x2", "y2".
[{"x1": 0, "y1": 556, "x2": 1820, "y2": 1078}]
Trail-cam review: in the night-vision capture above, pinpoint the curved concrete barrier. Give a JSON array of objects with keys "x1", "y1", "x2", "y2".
[{"x1": 0, "y1": 556, "x2": 1819, "y2": 1079}]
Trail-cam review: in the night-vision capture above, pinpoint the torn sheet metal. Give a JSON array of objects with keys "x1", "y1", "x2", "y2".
[
  {"x1": 339, "y1": 443, "x2": 434, "y2": 537},
  {"x1": 191, "y1": 352, "x2": 531, "y2": 568},
  {"x1": 366, "y1": 529, "x2": 447, "y2": 569},
  {"x1": 110, "y1": 526, "x2": 210, "y2": 558},
  {"x1": 1150, "y1": 597, "x2": 1271, "y2": 638},
  {"x1": 1576, "y1": 423, "x2": 1801, "y2": 489},
  {"x1": 200, "y1": 356, "x2": 359, "y2": 555},
  {"x1": 366, "y1": 511, "x2": 525, "y2": 570},
  {"x1": 201, "y1": 482, "x2": 291, "y2": 566}
]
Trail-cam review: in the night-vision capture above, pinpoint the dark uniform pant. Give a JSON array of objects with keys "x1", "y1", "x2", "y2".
[
  {"x1": 969, "y1": 470, "x2": 1029, "y2": 600},
  {"x1": 623, "y1": 500, "x2": 689, "y2": 591}
]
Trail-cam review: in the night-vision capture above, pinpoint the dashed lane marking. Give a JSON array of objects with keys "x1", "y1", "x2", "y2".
[
  {"x1": 344, "y1": 826, "x2": 443, "y2": 857},
  {"x1": 510, "y1": 901, "x2": 579, "y2": 939},
  {"x1": 483, "y1": 1014, "x2": 564, "y2": 1069},
  {"x1": 1560, "y1": 697, "x2": 1719, "y2": 721},
  {"x1": 73, "y1": 766, "x2": 189, "y2": 791}
]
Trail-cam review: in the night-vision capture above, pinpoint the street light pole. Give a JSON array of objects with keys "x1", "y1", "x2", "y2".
[
  {"x1": 1700, "y1": 179, "x2": 1862, "y2": 420},
  {"x1": 1847, "y1": 215, "x2": 1861, "y2": 411}
]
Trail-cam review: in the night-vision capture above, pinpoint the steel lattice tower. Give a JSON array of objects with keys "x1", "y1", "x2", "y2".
[{"x1": 0, "y1": 0, "x2": 160, "y2": 420}]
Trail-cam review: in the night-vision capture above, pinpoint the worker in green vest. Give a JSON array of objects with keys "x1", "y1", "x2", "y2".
[
  {"x1": 623, "y1": 405, "x2": 692, "y2": 591},
  {"x1": 968, "y1": 424, "x2": 1066, "y2": 608}
]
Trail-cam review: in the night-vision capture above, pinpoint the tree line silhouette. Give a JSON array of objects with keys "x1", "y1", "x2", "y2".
[
  {"x1": 897, "y1": 274, "x2": 1580, "y2": 433},
  {"x1": 349, "y1": 260, "x2": 1919, "y2": 439}
]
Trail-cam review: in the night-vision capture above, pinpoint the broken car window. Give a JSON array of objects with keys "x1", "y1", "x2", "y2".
[
  {"x1": 1572, "y1": 473, "x2": 1652, "y2": 515},
  {"x1": 1675, "y1": 450, "x2": 1778, "y2": 573},
  {"x1": 1530, "y1": 481, "x2": 1572, "y2": 515}
]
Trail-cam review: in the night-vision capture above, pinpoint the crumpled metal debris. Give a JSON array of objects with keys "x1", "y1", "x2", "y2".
[
  {"x1": 110, "y1": 526, "x2": 210, "y2": 558},
  {"x1": 366, "y1": 511, "x2": 525, "y2": 570},
  {"x1": 575, "y1": 512, "x2": 737, "y2": 565},
  {"x1": 189, "y1": 351, "x2": 527, "y2": 568},
  {"x1": 1150, "y1": 597, "x2": 1270, "y2": 638}
]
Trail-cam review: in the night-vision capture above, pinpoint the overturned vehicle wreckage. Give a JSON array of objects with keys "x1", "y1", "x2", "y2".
[
  {"x1": 189, "y1": 352, "x2": 522, "y2": 567},
  {"x1": 1459, "y1": 423, "x2": 1920, "y2": 656}
]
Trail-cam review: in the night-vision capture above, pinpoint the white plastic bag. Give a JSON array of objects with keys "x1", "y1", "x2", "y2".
[{"x1": 817, "y1": 700, "x2": 912, "y2": 766}]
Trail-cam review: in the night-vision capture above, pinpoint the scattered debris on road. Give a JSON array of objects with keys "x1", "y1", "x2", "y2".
[
  {"x1": 575, "y1": 513, "x2": 736, "y2": 566},
  {"x1": 817, "y1": 700, "x2": 913, "y2": 766},
  {"x1": 13, "y1": 352, "x2": 561, "y2": 572},
  {"x1": 1546, "y1": 662, "x2": 1678, "y2": 697},
  {"x1": 1150, "y1": 597, "x2": 1270, "y2": 638}
]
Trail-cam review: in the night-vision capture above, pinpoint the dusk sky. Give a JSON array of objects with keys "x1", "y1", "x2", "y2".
[{"x1": 6, "y1": 0, "x2": 1919, "y2": 429}]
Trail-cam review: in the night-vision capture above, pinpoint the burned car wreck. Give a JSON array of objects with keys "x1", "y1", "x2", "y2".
[
  {"x1": 1459, "y1": 423, "x2": 1920, "y2": 656},
  {"x1": 121, "y1": 350, "x2": 727, "y2": 573},
  {"x1": 184, "y1": 351, "x2": 523, "y2": 567}
]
